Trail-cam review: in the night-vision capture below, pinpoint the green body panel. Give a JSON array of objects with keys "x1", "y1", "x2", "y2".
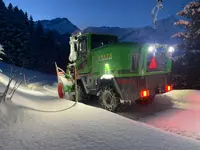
[
  {"x1": 76, "y1": 33, "x2": 172, "y2": 78},
  {"x1": 64, "y1": 85, "x2": 73, "y2": 92},
  {"x1": 91, "y1": 42, "x2": 141, "y2": 77}
]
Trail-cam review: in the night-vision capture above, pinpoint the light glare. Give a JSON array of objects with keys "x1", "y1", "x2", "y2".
[
  {"x1": 168, "y1": 46, "x2": 175, "y2": 52},
  {"x1": 148, "y1": 46, "x2": 154, "y2": 52},
  {"x1": 100, "y1": 74, "x2": 114, "y2": 80}
]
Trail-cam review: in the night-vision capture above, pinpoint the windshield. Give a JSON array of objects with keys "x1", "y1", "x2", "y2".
[
  {"x1": 146, "y1": 48, "x2": 167, "y2": 72},
  {"x1": 91, "y1": 34, "x2": 118, "y2": 49}
]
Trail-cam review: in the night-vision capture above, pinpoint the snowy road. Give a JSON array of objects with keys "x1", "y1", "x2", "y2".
[{"x1": 118, "y1": 90, "x2": 200, "y2": 141}]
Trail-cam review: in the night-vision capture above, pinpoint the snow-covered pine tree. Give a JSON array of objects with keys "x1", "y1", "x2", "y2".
[
  {"x1": 172, "y1": 1, "x2": 200, "y2": 57},
  {"x1": 172, "y1": 1, "x2": 200, "y2": 89},
  {"x1": 0, "y1": 0, "x2": 8, "y2": 43},
  {"x1": 0, "y1": 44, "x2": 4, "y2": 60}
]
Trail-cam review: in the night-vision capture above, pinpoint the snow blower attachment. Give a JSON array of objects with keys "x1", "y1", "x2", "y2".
[
  {"x1": 55, "y1": 32, "x2": 82, "y2": 102},
  {"x1": 55, "y1": 62, "x2": 75, "y2": 99}
]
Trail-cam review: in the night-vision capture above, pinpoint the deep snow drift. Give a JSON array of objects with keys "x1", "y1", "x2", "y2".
[{"x1": 1, "y1": 68, "x2": 200, "y2": 150}]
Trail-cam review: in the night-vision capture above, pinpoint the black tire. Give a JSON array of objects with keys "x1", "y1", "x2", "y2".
[
  {"x1": 76, "y1": 83, "x2": 89, "y2": 103},
  {"x1": 99, "y1": 87, "x2": 120, "y2": 112}
]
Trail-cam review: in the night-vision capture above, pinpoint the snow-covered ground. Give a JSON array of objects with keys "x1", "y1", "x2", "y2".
[
  {"x1": 118, "y1": 90, "x2": 200, "y2": 141},
  {"x1": 141, "y1": 90, "x2": 200, "y2": 140},
  {"x1": 1, "y1": 65, "x2": 200, "y2": 149}
]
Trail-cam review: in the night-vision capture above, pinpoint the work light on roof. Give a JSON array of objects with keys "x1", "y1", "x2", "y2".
[
  {"x1": 168, "y1": 46, "x2": 175, "y2": 53},
  {"x1": 148, "y1": 46, "x2": 154, "y2": 52}
]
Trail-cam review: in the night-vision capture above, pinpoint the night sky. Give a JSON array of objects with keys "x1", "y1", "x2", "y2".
[{"x1": 4, "y1": 0, "x2": 191, "y2": 29}]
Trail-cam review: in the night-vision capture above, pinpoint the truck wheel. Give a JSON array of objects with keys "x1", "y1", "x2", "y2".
[
  {"x1": 76, "y1": 84, "x2": 88, "y2": 103},
  {"x1": 99, "y1": 87, "x2": 120, "y2": 112},
  {"x1": 58, "y1": 82, "x2": 65, "y2": 98}
]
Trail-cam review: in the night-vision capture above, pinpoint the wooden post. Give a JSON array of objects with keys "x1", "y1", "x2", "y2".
[
  {"x1": 55, "y1": 62, "x2": 59, "y2": 83},
  {"x1": 24, "y1": 74, "x2": 27, "y2": 85}
]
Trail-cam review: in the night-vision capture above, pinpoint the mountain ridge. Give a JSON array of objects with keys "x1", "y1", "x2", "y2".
[
  {"x1": 38, "y1": 15, "x2": 183, "y2": 44},
  {"x1": 36, "y1": 17, "x2": 80, "y2": 35},
  {"x1": 83, "y1": 15, "x2": 183, "y2": 44}
]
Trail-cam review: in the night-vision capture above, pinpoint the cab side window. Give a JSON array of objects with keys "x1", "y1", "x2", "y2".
[
  {"x1": 78, "y1": 36, "x2": 88, "y2": 60},
  {"x1": 132, "y1": 53, "x2": 140, "y2": 71}
]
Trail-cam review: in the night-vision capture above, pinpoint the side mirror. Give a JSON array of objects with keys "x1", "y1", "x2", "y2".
[
  {"x1": 79, "y1": 43, "x2": 82, "y2": 51},
  {"x1": 78, "y1": 36, "x2": 86, "y2": 42}
]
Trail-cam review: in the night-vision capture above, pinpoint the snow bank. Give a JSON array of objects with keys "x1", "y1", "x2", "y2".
[
  {"x1": 142, "y1": 90, "x2": 200, "y2": 140},
  {"x1": 164, "y1": 90, "x2": 200, "y2": 110},
  {"x1": 0, "y1": 62, "x2": 57, "y2": 85},
  {"x1": 164, "y1": 90, "x2": 193, "y2": 102},
  {"x1": 0, "y1": 74, "x2": 47, "y2": 96}
]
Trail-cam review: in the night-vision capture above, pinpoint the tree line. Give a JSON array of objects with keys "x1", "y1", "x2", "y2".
[{"x1": 0, "y1": 0, "x2": 70, "y2": 74}]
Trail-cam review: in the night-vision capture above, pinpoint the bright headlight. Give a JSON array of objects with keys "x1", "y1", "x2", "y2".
[
  {"x1": 148, "y1": 46, "x2": 154, "y2": 52},
  {"x1": 168, "y1": 46, "x2": 175, "y2": 52}
]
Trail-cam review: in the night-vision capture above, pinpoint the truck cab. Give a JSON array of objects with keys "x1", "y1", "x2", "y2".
[{"x1": 75, "y1": 33, "x2": 118, "y2": 75}]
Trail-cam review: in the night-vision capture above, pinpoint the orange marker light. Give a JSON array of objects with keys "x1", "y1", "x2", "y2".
[{"x1": 140, "y1": 89, "x2": 150, "y2": 98}]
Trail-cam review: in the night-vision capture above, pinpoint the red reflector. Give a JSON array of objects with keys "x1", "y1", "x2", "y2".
[
  {"x1": 140, "y1": 90, "x2": 150, "y2": 98},
  {"x1": 148, "y1": 57, "x2": 157, "y2": 69},
  {"x1": 165, "y1": 85, "x2": 172, "y2": 92}
]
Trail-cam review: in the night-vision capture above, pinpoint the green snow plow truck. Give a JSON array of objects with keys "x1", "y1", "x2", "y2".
[{"x1": 56, "y1": 32, "x2": 174, "y2": 112}]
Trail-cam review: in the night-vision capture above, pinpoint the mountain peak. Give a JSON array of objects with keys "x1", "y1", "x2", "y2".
[
  {"x1": 50, "y1": 17, "x2": 70, "y2": 23},
  {"x1": 39, "y1": 17, "x2": 80, "y2": 35}
]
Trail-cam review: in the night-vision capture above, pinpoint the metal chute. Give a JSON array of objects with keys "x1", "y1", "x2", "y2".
[{"x1": 151, "y1": 0, "x2": 164, "y2": 28}]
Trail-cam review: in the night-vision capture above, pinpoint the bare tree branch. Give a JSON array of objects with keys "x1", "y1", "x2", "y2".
[
  {"x1": 0, "y1": 64, "x2": 24, "y2": 103},
  {"x1": 7, "y1": 80, "x2": 23, "y2": 102},
  {"x1": 174, "y1": 20, "x2": 191, "y2": 26}
]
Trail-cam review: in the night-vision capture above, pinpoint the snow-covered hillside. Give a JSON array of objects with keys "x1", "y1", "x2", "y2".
[
  {"x1": 83, "y1": 16, "x2": 183, "y2": 44},
  {"x1": 38, "y1": 18, "x2": 80, "y2": 34}
]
